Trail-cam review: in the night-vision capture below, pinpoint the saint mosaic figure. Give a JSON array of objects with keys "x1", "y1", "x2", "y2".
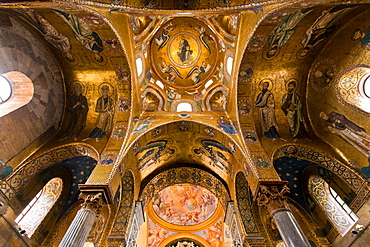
[
  {"x1": 54, "y1": 9, "x2": 104, "y2": 62},
  {"x1": 186, "y1": 60, "x2": 211, "y2": 84},
  {"x1": 255, "y1": 81, "x2": 283, "y2": 140},
  {"x1": 178, "y1": 36, "x2": 193, "y2": 65},
  {"x1": 256, "y1": 157, "x2": 269, "y2": 168},
  {"x1": 17, "y1": 9, "x2": 74, "y2": 62},
  {"x1": 267, "y1": 8, "x2": 313, "y2": 58},
  {"x1": 218, "y1": 116, "x2": 237, "y2": 134},
  {"x1": 281, "y1": 80, "x2": 309, "y2": 140},
  {"x1": 320, "y1": 111, "x2": 370, "y2": 156},
  {"x1": 351, "y1": 26, "x2": 370, "y2": 50},
  {"x1": 61, "y1": 83, "x2": 88, "y2": 141},
  {"x1": 300, "y1": 5, "x2": 357, "y2": 56},
  {"x1": 83, "y1": 85, "x2": 114, "y2": 142}
]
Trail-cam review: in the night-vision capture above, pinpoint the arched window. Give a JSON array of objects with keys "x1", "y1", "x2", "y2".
[
  {"x1": 15, "y1": 177, "x2": 63, "y2": 237},
  {"x1": 309, "y1": 176, "x2": 358, "y2": 236},
  {"x1": 0, "y1": 71, "x2": 34, "y2": 118},
  {"x1": 177, "y1": 102, "x2": 193, "y2": 112},
  {"x1": 0, "y1": 75, "x2": 12, "y2": 103},
  {"x1": 336, "y1": 65, "x2": 370, "y2": 115}
]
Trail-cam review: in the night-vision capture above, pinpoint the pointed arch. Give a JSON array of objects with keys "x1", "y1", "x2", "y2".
[
  {"x1": 15, "y1": 177, "x2": 63, "y2": 237},
  {"x1": 309, "y1": 176, "x2": 358, "y2": 236}
]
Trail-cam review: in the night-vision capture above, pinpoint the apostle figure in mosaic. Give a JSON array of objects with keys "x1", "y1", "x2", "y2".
[
  {"x1": 255, "y1": 81, "x2": 283, "y2": 140},
  {"x1": 281, "y1": 80, "x2": 309, "y2": 140},
  {"x1": 61, "y1": 83, "x2": 88, "y2": 141},
  {"x1": 84, "y1": 85, "x2": 114, "y2": 142}
]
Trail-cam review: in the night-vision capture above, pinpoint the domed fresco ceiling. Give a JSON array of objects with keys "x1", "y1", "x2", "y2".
[
  {"x1": 151, "y1": 18, "x2": 218, "y2": 88},
  {"x1": 152, "y1": 184, "x2": 218, "y2": 226}
]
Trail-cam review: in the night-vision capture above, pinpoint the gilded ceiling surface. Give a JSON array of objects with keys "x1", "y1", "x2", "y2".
[{"x1": 1, "y1": 0, "x2": 370, "y2": 246}]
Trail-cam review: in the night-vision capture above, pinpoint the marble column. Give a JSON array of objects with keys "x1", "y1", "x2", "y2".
[
  {"x1": 59, "y1": 193, "x2": 104, "y2": 247},
  {"x1": 126, "y1": 201, "x2": 145, "y2": 247},
  {"x1": 224, "y1": 201, "x2": 243, "y2": 246},
  {"x1": 257, "y1": 182, "x2": 310, "y2": 247}
]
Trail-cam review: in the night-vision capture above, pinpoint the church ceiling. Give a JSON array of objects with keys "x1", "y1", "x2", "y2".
[{"x1": 1, "y1": 1, "x2": 370, "y2": 244}]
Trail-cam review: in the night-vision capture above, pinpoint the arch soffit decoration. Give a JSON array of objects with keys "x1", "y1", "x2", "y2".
[
  {"x1": 6, "y1": 143, "x2": 99, "y2": 193},
  {"x1": 272, "y1": 144, "x2": 365, "y2": 191},
  {"x1": 124, "y1": 120, "x2": 255, "y2": 183},
  {"x1": 139, "y1": 166, "x2": 230, "y2": 212}
]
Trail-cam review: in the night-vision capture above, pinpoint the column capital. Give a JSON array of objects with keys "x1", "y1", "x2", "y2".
[
  {"x1": 79, "y1": 192, "x2": 105, "y2": 216},
  {"x1": 256, "y1": 181, "x2": 290, "y2": 215}
]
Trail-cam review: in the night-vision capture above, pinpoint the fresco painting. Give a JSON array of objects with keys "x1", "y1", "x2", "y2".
[
  {"x1": 148, "y1": 218, "x2": 175, "y2": 247},
  {"x1": 152, "y1": 184, "x2": 218, "y2": 226},
  {"x1": 194, "y1": 219, "x2": 223, "y2": 247}
]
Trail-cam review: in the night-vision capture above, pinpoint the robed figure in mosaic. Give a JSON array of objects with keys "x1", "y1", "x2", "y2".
[
  {"x1": 61, "y1": 83, "x2": 88, "y2": 141},
  {"x1": 320, "y1": 111, "x2": 370, "y2": 156},
  {"x1": 84, "y1": 85, "x2": 114, "y2": 141},
  {"x1": 281, "y1": 80, "x2": 309, "y2": 139},
  {"x1": 255, "y1": 81, "x2": 282, "y2": 139}
]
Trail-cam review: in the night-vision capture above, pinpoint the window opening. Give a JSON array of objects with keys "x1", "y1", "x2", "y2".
[
  {"x1": 15, "y1": 177, "x2": 63, "y2": 237},
  {"x1": 309, "y1": 176, "x2": 357, "y2": 236},
  {"x1": 0, "y1": 75, "x2": 12, "y2": 103}
]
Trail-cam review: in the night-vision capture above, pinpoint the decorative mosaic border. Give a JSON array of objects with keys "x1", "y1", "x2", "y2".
[
  {"x1": 6, "y1": 143, "x2": 99, "y2": 193},
  {"x1": 273, "y1": 144, "x2": 365, "y2": 191},
  {"x1": 139, "y1": 166, "x2": 230, "y2": 211}
]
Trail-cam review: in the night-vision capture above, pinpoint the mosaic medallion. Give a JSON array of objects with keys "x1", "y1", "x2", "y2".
[{"x1": 151, "y1": 18, "x2": 218, "y2": 88}]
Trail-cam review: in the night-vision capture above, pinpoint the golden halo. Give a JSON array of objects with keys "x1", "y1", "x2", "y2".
[
  {"x1": 285, "y1": 78, "x2": 299, "y2": 91},
  {"x1": 70, "y1": 80, "x2": 86, "y2": 95},
  {"x1": 259, "y1": 78, "x2": 274, "y2": 91},
  {"x1": 90, "y1": 52, "x2": 108, "y2": 66},
  {"x1": 262, "y1": 45, "x2": 280, "y2": 60},
  {"x1": 98, "y1": 82, "x2": 114, "y2": 97}
]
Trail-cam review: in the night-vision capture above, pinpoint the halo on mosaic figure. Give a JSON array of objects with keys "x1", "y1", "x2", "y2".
[
  {"x1": 285, "y1": 78, "x2": 299, "y2": 91},
  {"x1": 98, "y1": 82, "x2": 114, "y2": 97},
  {"x1": 259, "y1": 78, "x2": 274, "y2": 91},
  {"x1": 70, "y1": 80, "x2": 87, "y2": 95}
]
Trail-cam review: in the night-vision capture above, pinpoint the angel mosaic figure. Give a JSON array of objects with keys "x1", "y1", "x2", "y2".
[
  {"x1": 17, "y1": 9, "x2": 74, "y2": 62},
  {"x1": 54, "y1": 9, "x2": 104, "y2": 62},
  {"x1": 186, "y1": 60, "x2": 211, "y2": 84},
  {"x1": 158, "y1": 59, "x2": 182, "y2": 83}
]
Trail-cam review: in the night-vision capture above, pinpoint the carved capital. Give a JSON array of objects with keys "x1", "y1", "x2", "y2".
[
  {"x1": 79, "y1": 192, "x2": 105, "y2": 216},
  {"x1": 256, "y1": 181, "x2": 290, "y2": 216}
]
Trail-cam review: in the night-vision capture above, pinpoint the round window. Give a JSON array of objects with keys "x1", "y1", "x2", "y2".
[
  {"x1": 0, "y1": 75, "x2": 12, "y2": 103},
  {"x1": 363, "y1": 75, "x2": 370, "y2": 98}
]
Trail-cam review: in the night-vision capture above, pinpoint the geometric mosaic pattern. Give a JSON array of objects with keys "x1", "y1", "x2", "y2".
[
  {"x1": 140, "y1": 166, "x2": 230, "y2": 211},
  {"x1": 235, "y1": 172, "x2": 266, "y2": 246},
  {"x1": 6, "y1": 144, "x2": 99, "y2": 193},
  {"x1": 273, "y1": 144, "x2": 364, "y2": 191},
  {"x1": 108, "y1": 171, "x2": 134, "y2": 246}
]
